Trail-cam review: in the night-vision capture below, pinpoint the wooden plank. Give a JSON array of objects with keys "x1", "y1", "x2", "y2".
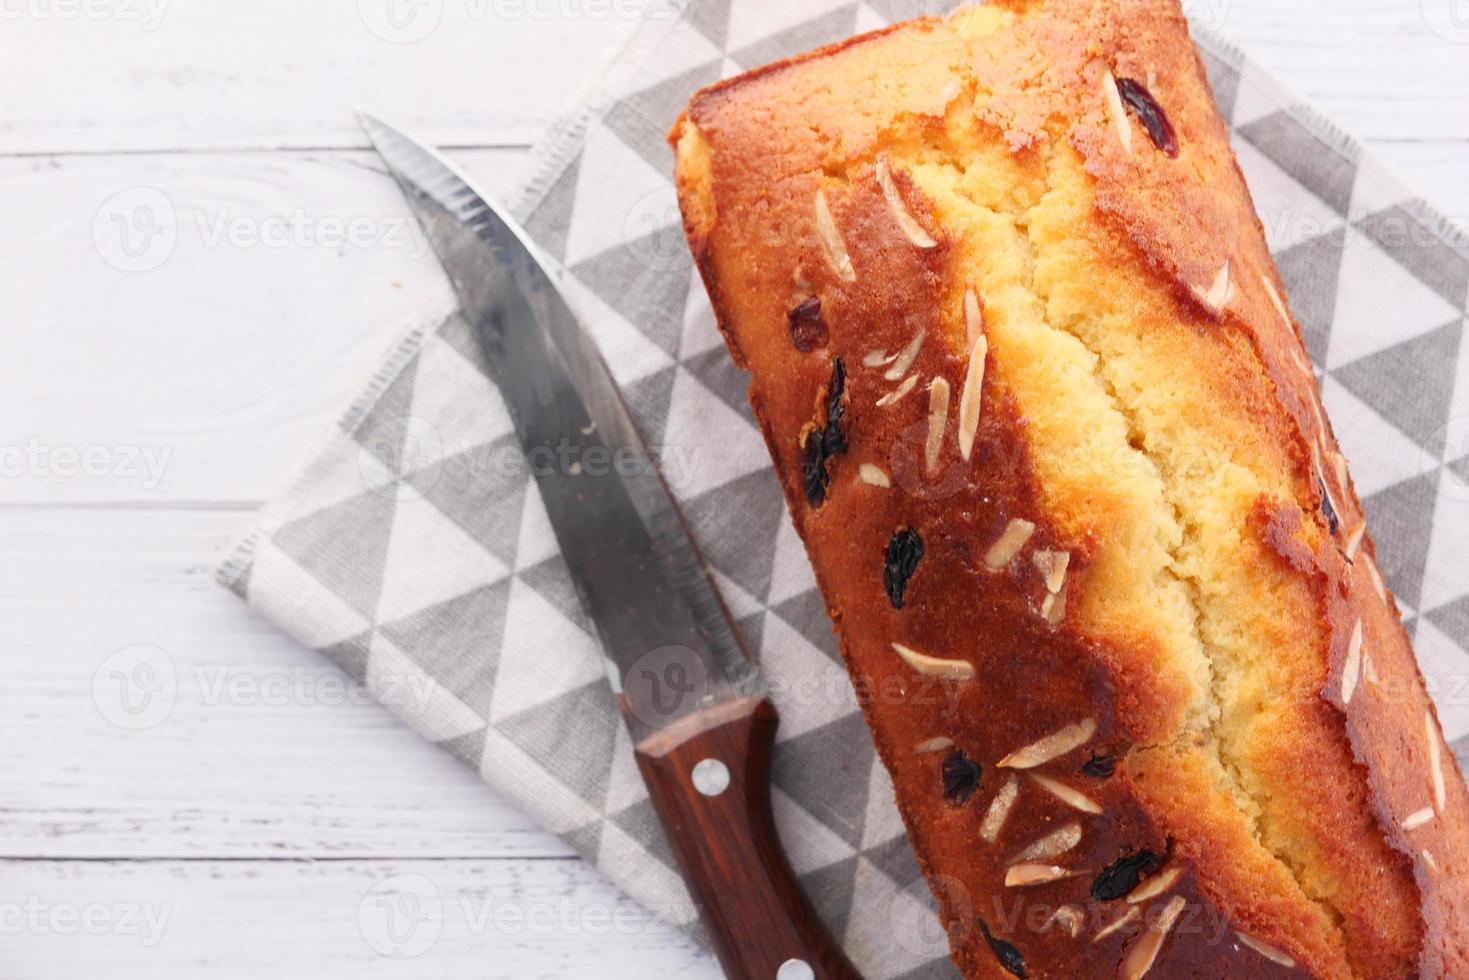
[
  {"x1": 1215, "y1": 0, "x2": 1469, "y2": 141},
  {"x1": 0, "y1": 0, "x2": 639, "y2": 153},
  {"x1": 0, "y1": 857, "x2": 718, "y2": 979},
  {"x1": 0, "y1": 148, "x2": 524, "y2": 505},
  {"x1": 1, "y1": 0, "x2": 1466, "y2": 154},
  {"x1": 0, "y1": 507, "x2": 579, "y2": 860}
]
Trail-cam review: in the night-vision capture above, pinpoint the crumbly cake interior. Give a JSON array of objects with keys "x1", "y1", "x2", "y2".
[{"x1": 673, "y1": 2, "x2": 1468, "y2": 976}]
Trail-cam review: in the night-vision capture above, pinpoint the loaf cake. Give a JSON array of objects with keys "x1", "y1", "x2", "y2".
[{"x1": 670, "y1": 2, "x2": 1469, "y2": 977}]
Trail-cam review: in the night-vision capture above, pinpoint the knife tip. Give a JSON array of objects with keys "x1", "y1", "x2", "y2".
[{"x1": 354, "y1": 106, "x2": 401, "y2": 148}]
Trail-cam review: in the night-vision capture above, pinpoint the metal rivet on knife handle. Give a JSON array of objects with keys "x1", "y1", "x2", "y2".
[
  {"x1": 778, "y1": 959, "x2": 816, "y2": 980},
  {"x1": 693, "y1": 758, "x2": 731, "y2": 797}
]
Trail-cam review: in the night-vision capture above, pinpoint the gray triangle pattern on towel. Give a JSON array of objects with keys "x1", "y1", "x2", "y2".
[
  {"x1": 861, "y1": 0, "x2": 958, "y2": 23},
  {"x1": 320, "y1": 631, "x2": 374, "y2": 686},
  {"x1": 863, "y1": 828, "x2": 926, "y2": 891},
  {"x1": 680, "y1": 345, "x2": 758, "y2": 424},
  {"x1": 621, "y1": 363, "x2": 678, "y2": 448},
  {"x1": 436, "y1": 312, "x2": 495, "y2": 383},
  {"x1": 684, "y1": 468, "x2": 789, "y2": 603},
  {"x1": 1361, "y1": 470, "x2": 1439, "y2": 611},
  {"x1": 1238, "y1": 110, "x2": 1359, "y2": 217},
  {"x1": 377, "y1": 578, "x2": 513, "y2": 719},
  {"x1": 1356, "y1": 205, "x2": 1469, "y2": 311},
  {"x1": 521, "y1": 150, "x2": 584, "y2": 265},
  {"x1": 684, "y1": 0, "x2": 731, "y2": 49},
  {"x1": 1427, "y1": 594, "x2": 1469, "y2": 654},
  {"x1": 499, "y1": 680, "x2": 622, "y2": 812},
  {"x1": 605, "y1": 795, "x2": 681, "y2": 876},
  {"x1": 516, "y1": 553, "x2": 595, "y2": 636},
  {"x1": 932, "y1": 962, "x2": 965, "y2": 980},
  {"x1": 563, "y1": 820, "x2": 604, "y2": 863},
  {"x1": 1199, "y1": 44, "x2": 1242, "y2": 122},
  {"x1": 273, "y1": 489, "x2": 398, "y2": 619},
  {"x1": 438, "y1": 726, "x2": 489, "y2": 769},
  {"x1": 1274, "y1": 227, "x2": 1345, "y2": 365},
  {"x1": 406, "y1": 434, "x2": 530, "y2": 570},
  {"x1": 736, "y1": 608, "x2": 766, "y2": 660},
  {"x1": 1333, "y1": 320, "x2": 1463, "y2": 458},
  {"x1": 351, "y1": 353, "x2": 421, "y2": 473},
  {"x1": 889, "y1": 962, "x2": 965, "y2": 980},
  {"x1": 799, "y1": 854, "x2": 861, "y2": 942},
  {"x1": 604, "y1": 61, "x2": 726, "y2": 175},
  {"x1": 570, "y1": 227, "x2": 692, "y2": 358},
  {"x1": 771, "y1": 711, "x2": 876, "y2": 848},
  {"x1": 229, "y1": 560, "x2": 252, "y2": 600},
  {"x1": 771, "y1": 589, "x2": 843, "y2": 666},
  {"x1": 225, "y1": 9, "x2": 1469, "y2": 977},
  {"x1": 729, "y1": 6, "x2": 861, "y2": 70}
]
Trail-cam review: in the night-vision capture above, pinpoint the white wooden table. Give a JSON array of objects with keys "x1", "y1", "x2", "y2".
[{"x1": 3, "y1": 1, "x2": 1466, "y2": 976}]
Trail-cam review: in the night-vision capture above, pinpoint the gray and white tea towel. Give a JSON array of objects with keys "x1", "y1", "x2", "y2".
[{"x1": 218, "y1": 2, "x2": 1469, "y2": 976}]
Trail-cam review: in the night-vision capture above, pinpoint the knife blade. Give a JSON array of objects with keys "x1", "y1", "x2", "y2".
[{"x1": 358, "y1": 110, "x2": 861, "y2": 980}]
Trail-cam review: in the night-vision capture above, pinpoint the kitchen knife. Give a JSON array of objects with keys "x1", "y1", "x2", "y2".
[{"x1": 357, "y1": 110, "x2": 861, "y2": 980}]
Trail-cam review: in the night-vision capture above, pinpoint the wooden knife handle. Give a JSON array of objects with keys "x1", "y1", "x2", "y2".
[{"x1": 633, "y1": 695, "x2": 862, "y2": 980}]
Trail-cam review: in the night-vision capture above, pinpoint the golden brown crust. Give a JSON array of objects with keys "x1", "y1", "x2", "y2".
[{"x1": 670, "y1": 3, "x2": 1469, "y2": 976}]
